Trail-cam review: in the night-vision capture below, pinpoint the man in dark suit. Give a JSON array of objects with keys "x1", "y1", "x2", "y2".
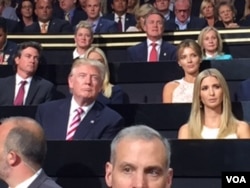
[
  {"x1": 153, "y1": 0, "x2": 175, "y2": 21},
  {"x1": 165, "y1": 0, "x2": 207, "y2": 31},
  {"x1": 35, "y1": 58, "x2": 124, "y2": 140},
  {"x1": 24, "y1": 0, "x2": 73, "y2": 33},
  {"x1": 0, "y1": 17, "x2": 17, "y2": 65},
  {"x1": 0, "y1": 116, "x2": 61, "y2": 188},
  {"x1": 56, "y1": 0, "x2": 88, "y2": 27},
  {"x1": 103, "y1": 0, "x2": 136, "y2": 32},
  {"x1": 0, "y1": 41, "x2": 55, "y2": 106},
  {"x1": 127, "y1": 11, "x2": 176, "y2": 62},
  {"x1": 85, "y1": 0, "x2": 118, "y2": 33}
]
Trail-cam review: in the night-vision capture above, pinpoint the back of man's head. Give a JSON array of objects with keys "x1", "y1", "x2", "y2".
[{"x1": 2, "y1": 117, "x2": 47, "y2": 169}]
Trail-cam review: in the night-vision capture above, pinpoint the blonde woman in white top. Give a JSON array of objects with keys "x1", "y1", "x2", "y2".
[
  {"x1": 162, "y1": 39, "x2": 202, "y2": 103},
  {"x1": 178, "y1": 68, "x2": 250, "y2": 139}
]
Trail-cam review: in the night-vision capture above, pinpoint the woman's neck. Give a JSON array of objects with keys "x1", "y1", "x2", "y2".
[
  {"x1": 203, "y1": 107, "x2": 222, "y2": 128},
  {"x1": 184, "y1": 72, "x2": 198, "y2": 83},
  {"x1": 22, "y1": 17, "x2": 33, "y2": 26}
]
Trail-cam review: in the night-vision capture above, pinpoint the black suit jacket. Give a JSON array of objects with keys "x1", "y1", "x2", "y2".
[
  {"x1": 24, "y1": 18, "x2": 73, "y2": 33},
  {"x1": 35, "y1": 97, "x2": 124, "y2": 140},
  {"x1": 28, "y1": 170, "x2": 62, "y2": 188},
  {"x1": 0, "y1": 75, "x2": 55, "y2": 106},
  {"x1": 165, "y1": 17, "x2": 207, "y2": 31},
  {"x1": 102, "y1": 13, "x2": 136, "y2": 31},
  {"x1": 127, "y1": 40, "x2": 177, "y2": 62}
]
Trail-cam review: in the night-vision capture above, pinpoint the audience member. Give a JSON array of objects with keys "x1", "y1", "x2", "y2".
[
  {"x1": 103, "y1": 0, "x2": 136, "y2": 32},
  {"x1": 35, "y1": 58, "x2": 124, "y2": 140},
  {"x1": 0, "y1": 0, "x2": 19, "y2": 21},
  {"x1": 15, "y1": 0, "x2": 37, "y2": 31},
  {"x1": 56, "y1": 0, "x2": 87, "y2": 27},
  {"x1": 127, "y1": 0, "x2": 140, "y2": 14},
  {"x1": 78, "y1": 0, "x2": 86, "y2": 11},
  {"x1": 238, "y1": 0, "x2": 250, "y2": 27},
  {"x1": 178, "y1": 68, "x2": 250, "y2": 139},
  {"x1": 127, "y1": 11, "x2": 176, "y2": 62},
  {"x1": 85, "y1": 46, "x2": 129, "y2": 104},
  {"x1": 85, "y1": 0, "x2": 118, "y2": 33},
  {"x1": 0, "y1": 41, "x2": 55, "y2": 106},
  {"x1": 214, "y1": 1, "x2": 240, "y2": 28},
  {"x1": 162, "y1": 39, "x2": 202, "y2": 103},
  {"x1": 153, "y1": 0, "x2": 174, "y2": 21},
  {"x1": 1, "y1": 16, "x2": 21, "y2": 33},
  {"x1": 73, "y1": 20, "x2": 93, "y2": 59},
  {"x1": 165, "y1": 0, "x2": 207, "y2": 30},
  {"x1": 24, "y1": 0, "x2": 73, "y2": 34},
  {"x1": 126, "y1": 3, "x2": 155, "y2": 32},
  {"x1": 0, "y1": 116, "x2": 62, "y2": 188},
  {"x1": 198, "y1": 26, "x2": 232, "y2": 60},
  {"x1": 199, "y1": 0, "x2": 216, "y2": 26},
  {"x1": 235, "y1": 77, "x2": 250, "y2": 101},
  {"x1": 0, "y1": 17, "x2": 17, "y2": 65},
  {"x1": 105, "y1": 125, "x2": 173, "y2": 188}
]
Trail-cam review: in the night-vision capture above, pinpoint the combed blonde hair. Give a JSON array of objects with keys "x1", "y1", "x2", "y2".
[
  {"x1": 85, "y1": 47, "x2": 113, "y2": 98},
  {"x1": 199, "y1": 0, "x2": 215, "y2": 18},
  {"x1": 197, "y1": 26, "x2": 224, "y2": 57},
  {"x1": 187, "y1": 68, "x2": 237, "y2": 138}
]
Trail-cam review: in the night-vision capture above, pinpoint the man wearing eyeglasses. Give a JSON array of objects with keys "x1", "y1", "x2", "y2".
[{"x1": 165, "y1": 0, "x2": 207, "y2": 31}]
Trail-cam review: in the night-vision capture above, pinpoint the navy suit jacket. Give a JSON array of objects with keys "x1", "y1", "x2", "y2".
[
  {"x1": 127, "y1": 40, "x2": 177, "y2": 62},
  {"x1": 28, "y1": 170, "x2": 62, "y2": 188},
  {"x1": 24, "y1": 18, "x2": 73, "y2": 33},
  {"x1": 235, "y1": 78, "x2": 250, "y2": 101},
  {"x1": 0, "y1": 75, "x2": 55, "y2": 106},
  {"x1": 3, "y1": 40, "x2": 17, "y2": 65},
  {"x1": 165, "y1": 17, "x2": 207, "y2": 31},
  {"x1": 35, "y1": 97, "x2": 124, "y2": 140},
  {"x1": 95, "y1": 17, "x2": 118, "y2": 33},
  {"x1": 5, "y1": 18, "x2": 22, "y2": 33},
  {"x1": 102, "y1": 13, "x2": 136, "y2": 31}
]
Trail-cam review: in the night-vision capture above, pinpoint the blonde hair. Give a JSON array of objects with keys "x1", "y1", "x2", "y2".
[
  {"x1": 135, "y1": 3, "x2": 155, "y2": 30},
  {"x1": 197, "y1": 26, "x2": 224, "y2": 57},
  {"x1": 177, "y1": 39, "x2": 202, "y2": 61},
  {"x1": 74, "y1": 20, "x2": 93, "y2": 36},
  {"x1": 127, "y1": 0, "x2": 140, "y2": 14},
  {"x1": 187, "y1": 68, "x2": 237, "y2": 138},
  {"x1": 85, "y1": 47, "x2": 113, "y2": 98},
  {"x1": 199, "y1": 0, "x2": 215, "y2": 18}
]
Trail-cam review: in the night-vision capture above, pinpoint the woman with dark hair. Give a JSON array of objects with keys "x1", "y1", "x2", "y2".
[{"x1": 16, "y1": 0, "x2": 37, "y2": 31}]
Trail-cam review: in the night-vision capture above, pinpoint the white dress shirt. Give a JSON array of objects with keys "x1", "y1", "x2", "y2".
[
  {"x1": 115, "y1": 13, "x2": 125, "y2": 32},
  {"x1": 147, "y1": 38, "x2": 162, "y2": 61},
  {"x1": 15, "y1": 74, "x2": 32, "y2": 104}
]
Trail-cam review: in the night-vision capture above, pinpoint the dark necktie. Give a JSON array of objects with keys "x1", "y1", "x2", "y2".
[
  {"x1": 149, "y1": 43, "x2": 158, "y2": 62},
  {"x1": 117, "y1": 16, "x2": 122, "y2": 32},
  {"x1": 14, "y1": 80, "x2": 27, "y2": 106}
]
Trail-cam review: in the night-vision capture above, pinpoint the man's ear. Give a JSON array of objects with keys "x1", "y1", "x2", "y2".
[
  {"x1": 105, "y1": 162, "x2": 113, "y2": 187},
  {"x1": 166, "y1": 168, "x2": 173, "y2": 188},
  {"x1": 7, "y1": 151, "x2": 20, "y2": 167}
]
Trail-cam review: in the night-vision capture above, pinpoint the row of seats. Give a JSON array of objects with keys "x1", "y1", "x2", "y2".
[
  {"x1": 1, "y1": 59, "x2": 250, "y2": 103},
  {"x1": 1, "y1": 140, "x2": 249, "y2": 188}
]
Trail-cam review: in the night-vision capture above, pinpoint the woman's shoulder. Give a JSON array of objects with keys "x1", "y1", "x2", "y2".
[
  {"x1": 216, "y1": 54, "x2": 233, "y2": 60},
  {"x1": 163, "y1": 80, "x2": 181, "y2": 90},
  {"x1": 236, "y1": 120, "x2": 250, "y2": 138},
  {"x1": 178, "y1": 123, "x2": 189, "y2": 139}
]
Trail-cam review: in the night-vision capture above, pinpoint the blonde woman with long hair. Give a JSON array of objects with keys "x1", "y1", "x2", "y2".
[
  {"x1": 178, "y1": 68, "x2": 250, "y2": 139},
  {"x1": 85, "y1": 47, "x2": 128, "y2": 104}
]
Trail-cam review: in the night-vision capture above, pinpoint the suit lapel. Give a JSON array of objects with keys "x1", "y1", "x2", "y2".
[
  {"x1": 8, "y1": 76, "x2": 16, "y2": 104},
  {"x1": 74, "y1": 102, "x2": 102, "y2": 139},
  {"x1": 48, "y1": 19, "x2": 56, "y2": 32},
  {"x1": 58, "y1": 99, "x2": 71, "y2": 139},
  {"x1": 159, "y1": 42, "x2": 168, "y2": 61},
  {"x1": 142, "y1": 41, "x2": 148, "y2": 61},
  {"x1": 95, "y1": 19, "x2": 102, "y2": 33},
  {"x1": 25, "y1": 77, "x2": 39, "y2": 105}
]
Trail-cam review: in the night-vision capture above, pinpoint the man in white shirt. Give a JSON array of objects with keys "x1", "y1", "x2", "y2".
[
  {"x1": 0, "y1": 116, "x2": 61, "y2": 188},
  {"x1": 0, "y1": 41, "x2": 55, "y2": 106}
]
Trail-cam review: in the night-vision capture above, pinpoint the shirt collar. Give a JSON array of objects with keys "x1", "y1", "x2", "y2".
[
  {"x1": 70, "y1": 96, "x2": 95, "y2": 115},
  {"x1": 15, "y1": 74, "x2": 32, "y2": 85},
  {"x1": 73, "y1": 48, "x2": 85, "y2": 59},
  {"x1": 11, "y1": 169, "x2": 42, "y2": 188},
  {"x1": 175, "y1": 17, "x2": 190, "y2": 26},
  {"x1": 146, "y1": 38, "x2": 162, "y2": 47}
]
